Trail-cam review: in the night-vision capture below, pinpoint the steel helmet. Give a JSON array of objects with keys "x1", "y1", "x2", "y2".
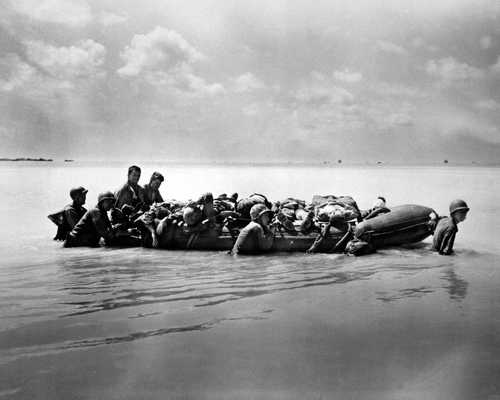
[
  {"x1": 250, "y1": 203, "x2": 273, "y2": 221},
  {"x1": 69, "y1": 186, "x2": 88, "y2": 199},
  {"x1": 97, "y1": 191, "x2": 116, "y2": 204},
  {"x1": 449, "y1": 199, "x2": 469, "y2": 215}
]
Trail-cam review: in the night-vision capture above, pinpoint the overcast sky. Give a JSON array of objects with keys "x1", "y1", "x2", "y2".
[{"x1": 1, "y1": 0, "x2": 500, "y2": 162}]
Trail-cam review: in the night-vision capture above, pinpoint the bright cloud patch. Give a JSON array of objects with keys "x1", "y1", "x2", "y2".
[
  {"x1": 376, "y1": 40, "x2": 408, "y2": 55},
  {"x1": 333, "y1": 70, "x2": 363, "y2": 83},
  {"x1": 232, "y1": 73, "x2": 265, "y2": 92},
  {"x1": 118, "y1": 26, "x2": 222, "y2": 96},
  {"x1": 294, "y1": 72, "x2": 354, "y2": 106},
  {"x1": 475, "y1": 99, "x2": 500, "y2": 110},
  {"x1": 25, "y1": 39, "x2": 106, "y2": 80},
  {"x1": 0, "y1": 54, "x2": 38, "y2": 91},
  {"x1": 10, "y1": 0, "x2": 92, "y2": 27},
  {"x1": 426, "y1": 57, "x2": 484, "y2": 82},
  {"x1": 386, "y1": 113, "x2": 414, "y2": 127},
  {"x1": 480, "y1": 35, "x2": 492, "y2": 50},
  {"x1": 118, "y1": 26, "x2": 203, "y2": 77},
  {"x1": 0, "y1": 52, "x2": 72, "y2": 96},
  {"x1": 99, "y1": 11, "x2": 128, "y2": 27}
]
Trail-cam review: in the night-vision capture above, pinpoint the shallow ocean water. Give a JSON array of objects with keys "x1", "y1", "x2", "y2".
[{"x1": 0, "y1": 163, "x2": 499, "y2": 400}]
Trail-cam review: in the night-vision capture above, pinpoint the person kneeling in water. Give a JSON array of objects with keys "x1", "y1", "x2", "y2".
[
  {"x1": 433, "y1": 199, "x2": 469, "y2": 255},
  {"x1": 64, "y1": 191, "x2": 117, "y2": 247},
  {"x1": 231, "y1": 204, "x2": 275, "y2": 255}
]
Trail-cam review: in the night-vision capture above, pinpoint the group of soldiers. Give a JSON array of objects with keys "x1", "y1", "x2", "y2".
[{"x1": 49, "y1": 164, "x2": 469, "y2": 256}]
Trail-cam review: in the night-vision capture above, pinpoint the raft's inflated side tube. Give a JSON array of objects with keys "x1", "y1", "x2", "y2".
[
  {"x1": 354, "y1": 204, "x2": 437, "y2": 248},
  {"x1": 158, "y1": 224, "x2": 345, "y2": 252}
]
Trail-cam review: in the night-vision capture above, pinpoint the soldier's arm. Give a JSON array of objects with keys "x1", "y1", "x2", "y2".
[
  {"x1": 92, "y1": 211, "x2": 115, "y2": 242},
  {"x1": 64, "y1": 208, "x2": 81, "y2": 229}
]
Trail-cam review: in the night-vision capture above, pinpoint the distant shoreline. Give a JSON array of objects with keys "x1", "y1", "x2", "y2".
[
  {"x1": 0, "y1": 158, "x2": 498, "y2": 167},
  {"x1": 0, "y1": 157, "x2": 53, "y2": 162}
]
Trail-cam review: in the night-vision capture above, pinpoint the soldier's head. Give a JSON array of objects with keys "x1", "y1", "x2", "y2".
[
  {"x1": 70, "y1": 186, "x2": 88, "y2": 206},
  {"x1": 127, "y1": 165, "x2": 141, "y2": 185}
]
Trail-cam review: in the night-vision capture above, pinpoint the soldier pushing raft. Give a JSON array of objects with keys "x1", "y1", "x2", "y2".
[{"x1": 48, "y1": 165, "x2": 470, "y2": 256}]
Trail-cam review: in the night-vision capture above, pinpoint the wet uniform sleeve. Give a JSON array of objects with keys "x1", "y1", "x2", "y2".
[
  {"x1": 231, "y1": 224, "x2": 274, "y2": 254},
  {"x1": 64, "y1": 207, "x2": 81, "y2": 229},
  {"x1": 114, "y1": 187, "x2": 127, "y2": 209},
  {"x1": 255, "y1": 224, "x2": 274, "y2": 251},
  {"x1": 438, "y1": 227, "x2": 457, "y2": 255},
  {"x1": 232, "y1": 227, "x2": 250, "y2": 254},
  {"x1": 307, "y1": 222, "x2": 332, "y2": 253},
  {"x1": 156, "y1": 190, "x2": 164, "y2": 204},
  {"x1": 91, "y1": 210, "x2": 114, "y2": 242}
]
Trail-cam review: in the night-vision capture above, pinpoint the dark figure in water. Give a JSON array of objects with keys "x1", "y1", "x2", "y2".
[
  {"x1": 143, "y1": 171, "x2": 165, "y2": 206},
  {"x1": 48, "y1": 186, "x2": 88, "y2": 240},
  {"x1": 64, "y1": 192, "x2": 117, "y2": 247},
  {"x1": 433, "y1": 199, "x2": 469, "y2": 255},
  {"x1": 231, "y1": 204, "x2": 275, "y2": 255},
  {"x1": 115, "y1": 165, "x2": 146, "y2": 211}
]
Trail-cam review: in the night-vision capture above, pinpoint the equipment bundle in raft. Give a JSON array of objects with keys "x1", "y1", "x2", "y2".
[
  {"x1": 155, "y1": 204, "x2": 438, "y2": 253},
  {"x1": 354, "y1": 204, "x2": 438, "y2": 248}
]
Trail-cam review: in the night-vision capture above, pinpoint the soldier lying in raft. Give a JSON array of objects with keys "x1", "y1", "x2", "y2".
[
  {"x1": 360, "y1": 196, "x2": 390, "y2": 220},
  {"x1": 138, "y1": 193, "x2": 238, "y2": 247}
]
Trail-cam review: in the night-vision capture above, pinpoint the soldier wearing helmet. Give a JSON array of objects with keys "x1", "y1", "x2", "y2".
[
  {"x1": 231, "y1": 203, "x2": 276, "y2": 255},
  {"x1": 64, "y1": 191, "x2": 117, "y2": 247},
  {"x1": 432, "y1": 199, "x2": 469, "y2": 255}
]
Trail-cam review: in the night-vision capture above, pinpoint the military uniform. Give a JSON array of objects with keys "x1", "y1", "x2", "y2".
[
  {"x1": 64, "y1": 207, "x2": 114, "y2": 247},
  {"x1": 231, "y1": 221, "x2": 274, "y2": 255},
  {"x1": 143, "y1": 183, "x2": 164, "y2": 206},
  {"x1": 115, "y1": 183, "x2": 145, "y2": 210},
  {"x1": 432, "y1": 216, "x2": 458, "y2": 255}
]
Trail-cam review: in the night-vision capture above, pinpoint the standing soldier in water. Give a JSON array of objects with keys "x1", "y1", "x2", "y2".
[
  {"x1": 231, "y1": 204, "x2": 276, "y2": 255},
  {"x1": 115, "y1": 165, "x2": 145, "y2": 211},
  {"x1": 64, "y1": 192, "x2": 117, "y2": 247},
  {"x1": 143, "y1": 172, "x2": 165, "y2": 206},
  {"x1": 48, "y1": 186, "x2": 88, "y2": 240},
  {"x1": 433, "y1": 199, "x2": 469, "y2": 255}
]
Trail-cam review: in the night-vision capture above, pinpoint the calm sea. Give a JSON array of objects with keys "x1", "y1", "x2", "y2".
[{"x1": 0, "y1": 162, "x2": 499, "y2": 400}]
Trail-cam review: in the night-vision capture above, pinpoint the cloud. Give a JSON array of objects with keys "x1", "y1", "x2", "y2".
[
  {"x1": 99, "y1": 11, "x2": 128, "y2": 27},
  {"x1": 376, "y1": 40, "x2": 408, "y2": 55},
  {"x1": 292, "y1": 71, "x2": 355, "y2": 107},
  {"x1": 0, "y1": 52, "x2": 73, "y2": 97},
  {"x1": 480, "y1": 35, "x2": 492, "y2": 50},
  {"x1": 386, "y1": 113, "x2": 414, "y2": 127},
  {"x1": 475, "y1": 99, "x2": 500, "y2": 110},
  {"x1": 0, "y1": 53, "x2": 37, "y2": 91},
  {"x1": 242, "y1": 103, "x2": 260, "y2": 116},
  {"x1": 425, "y1": 57, "x2": 484, "y2": 83},
  {"x1": 412, "y1": 37, "x2": 425, "y2": 48},
  {"x1": 294, "y1": 85, "x2": 354, "y2": 107},
  {"x1": 177, "y1": 73, "x2": 225, "y2": 96},
  {"x1": 232, "y1": 72, "x2": 265, "y2": 92},
  {"x1": 490, "y1": 56, "x2": 500, "y2": 73},
  {"x1": 333, "y1": 70, "x2": 363, "y2": 83},
  {"x1": 118, "y1": 26, "x2": 223, "y2": 96},
  {"x1": 9, "y1": 0, "x2": 92, "y2": 27},
  {"x1": 25, "y1": 39, "x2": 106, "y2": 81},
  {"x1": 118, "y1": 26, "x2": 203, "y2": 77}
]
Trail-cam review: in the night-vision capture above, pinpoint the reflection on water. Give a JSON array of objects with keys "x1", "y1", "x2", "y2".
[
  {"x1": 0, "y1": 312, "x2": 272, "y2": 365},
  {"x1": 376, "y1": 286, "x2": 435, "y2": 302},
  {"x1": 442, "y1": 268, "x2": 468, "y2": 301},
  {"x1": 0, "y1": 245, "x2": 467, "y2": 363}
]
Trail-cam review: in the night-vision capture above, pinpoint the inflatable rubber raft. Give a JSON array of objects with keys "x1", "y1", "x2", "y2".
[
  {"x1": 157, "y1": 225, "x2": 346, "y2": 252},
  {"x1": 354, "y1": 204, "x2": 437, "y2": 248}
]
